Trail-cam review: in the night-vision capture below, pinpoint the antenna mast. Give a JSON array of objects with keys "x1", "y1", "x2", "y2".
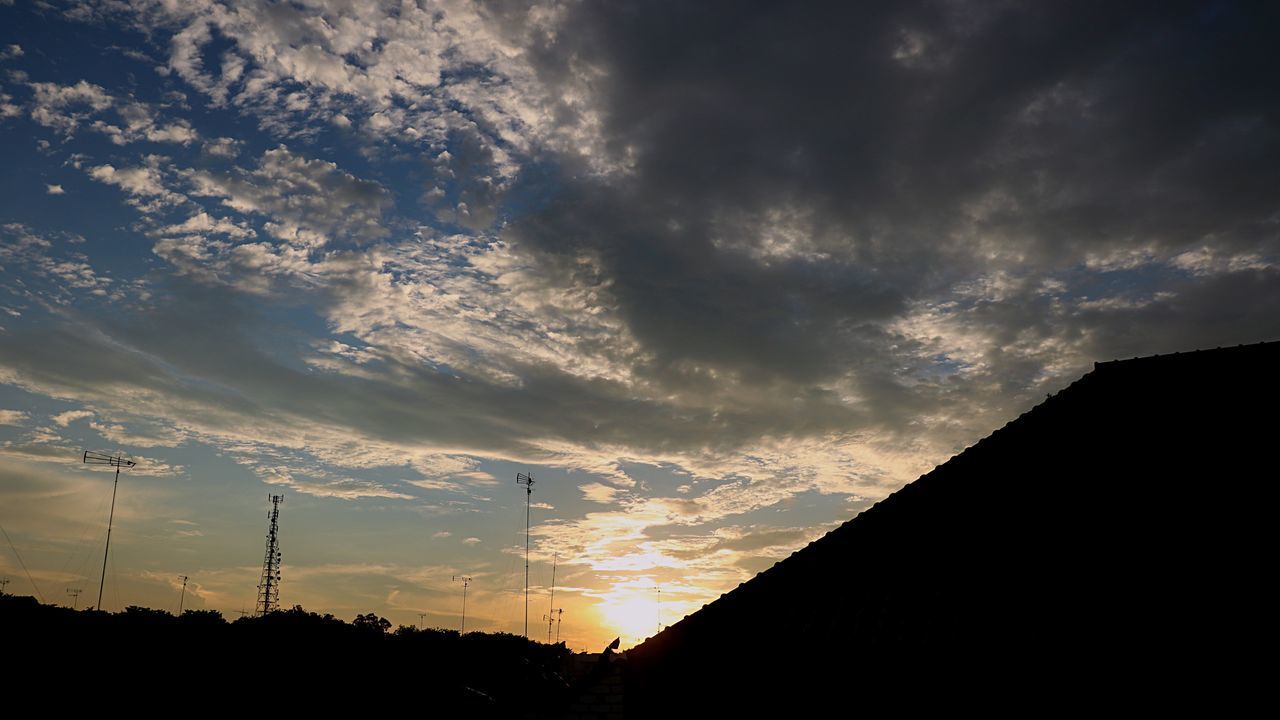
[
  {"x1": 546, "y1": 552, "x2": 558, "y2": 643},
  {"x1": 516, "y1": 472, "x2": 535, "y2": 638},
  {"x1": 452, "y1": 575, "x2": 472, "y2": 634},
  {"x1": 256, "y1": 495, "x2": 284, "y2": 616},
  {"x1": 177, "y1": 575, "x2": 189, "y2": 614},
  {"x1": 66, "y1": 587, "x2": 83, "y2": 609},
  {"x1": 83, "y1": 451, "x2": 136, "y2": 611}
]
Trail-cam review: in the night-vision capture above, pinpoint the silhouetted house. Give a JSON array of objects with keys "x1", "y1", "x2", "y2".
[{"x1": 621, "y1": 342, "x2": 1278, "y2": 713}]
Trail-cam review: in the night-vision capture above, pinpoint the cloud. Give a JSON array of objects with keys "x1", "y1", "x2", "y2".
[
  {"x1": 5, "y1": 0, "x2": 1280, "y2": 645},
  {"x1": 25, "y1": 78, "x2": 199, "y2": 146},
  {"x1": 0, "y1": 409, "x2": 29, "y2": 425},
  {"x1": 51, "y1": 409, "x2": 94, "y2": 427},
  {"x1": 45, "y1": 184, "x2": 64, "y2": 195},
  {"x1": 183, "y1": 146, "x2": 391, "y2": 249},
  {"x1": 87, "y1": 158, "x2": 186, "y2": 212}
]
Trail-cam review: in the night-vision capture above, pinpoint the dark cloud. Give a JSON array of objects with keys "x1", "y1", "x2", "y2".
[{"x1": 506, "y1": 0, "x2": 1280, "y2": 390}]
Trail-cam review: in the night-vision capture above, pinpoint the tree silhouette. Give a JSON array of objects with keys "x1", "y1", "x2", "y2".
[{"x1": 353, "y1": 612, "x2": 391, "y2": 634}]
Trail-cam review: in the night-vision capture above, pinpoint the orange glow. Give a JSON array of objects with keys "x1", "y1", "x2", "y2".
[{"x1": 596, "y1": 583, "x2": 662, "y2": 646}]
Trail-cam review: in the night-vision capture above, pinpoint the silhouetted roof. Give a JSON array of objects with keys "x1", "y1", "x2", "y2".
[{"x1": 625, "y1": 340, "x2": 1280, "y2": 712}]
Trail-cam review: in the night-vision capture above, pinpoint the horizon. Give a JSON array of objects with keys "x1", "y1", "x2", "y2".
[{"x1": 2, "y1": 1, "x2": 1279, "y2": 651}]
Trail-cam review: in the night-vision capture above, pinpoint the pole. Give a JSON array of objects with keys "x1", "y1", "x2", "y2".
[
  {"x1": 524, "y1": 482, "x2": 531, "y2": 638},
  {"x1": 96, "y1": 463, "x2": 120, "y2": 611},
  {"x1": 461, "y1": 578, "x2": 468, "y2": 634},
  {"x1": 548, "y1": 553, "x2": 557, "y2": 643},
  {"x1": 178, "y1": 575, "x2": 189, "y2": 614}
]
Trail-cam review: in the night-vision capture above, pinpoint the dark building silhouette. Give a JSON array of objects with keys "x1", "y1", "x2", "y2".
[{"x1": 623, "y1": 342, "x2": 1279, "y2": 713}]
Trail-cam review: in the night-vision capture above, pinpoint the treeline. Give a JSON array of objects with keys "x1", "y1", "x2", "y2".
[{"x1": 1, "y1": 593, "x2": 575, "y2": 716}]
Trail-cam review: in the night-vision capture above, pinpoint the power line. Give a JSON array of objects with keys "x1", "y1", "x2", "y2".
[{"x1": 0, "y1": 522, "x2": 43, "y2": 603}]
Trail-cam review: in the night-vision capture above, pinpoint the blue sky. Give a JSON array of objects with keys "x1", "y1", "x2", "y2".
[{"x1": 2, "y1": 0, "x2": 1279, "y2": 649}]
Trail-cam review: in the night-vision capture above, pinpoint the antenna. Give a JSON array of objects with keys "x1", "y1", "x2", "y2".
[
  {"x1": 546, "y1": 552, "x2": 558, "y2": 644},
  {"x1": 0, "y1": 578, "x2": 9, "y2": 594},
  {"x1": 83, "y1": 450, "x2": 136, "y2": 611},
  {"x1": 452, "y1": 575, "x2": 472, "y2": 634},
  {"x1": 543, "y1": 609, "x2": 563, "y2": 643},
  {"x1": 655, "y1": 585, "x2": 662, "y2": 635},
  {"x1": 418, "y1": 612, "x2": 427, "y2": 631},
  {"x1": 66, "y1": 587, "x2": 83, "y2": 609},
  {"x1": 255, "y1": 495, "x2": 284, "y2": 616},
  {"x1": 516, "y1": 472, "x2": 535, "y2": 638},
  {"x1": 177, "y1": 575, "x2": 189, "y2": 614}
]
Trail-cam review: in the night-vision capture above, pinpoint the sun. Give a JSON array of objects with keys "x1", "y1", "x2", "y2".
[{"x1": 597, "y1": 589, "x2": 662, "y2": 647}]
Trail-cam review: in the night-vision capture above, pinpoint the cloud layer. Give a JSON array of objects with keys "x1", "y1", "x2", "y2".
[{"x1": 1, "y1": 0, "x2": 1278, "y2": 647}]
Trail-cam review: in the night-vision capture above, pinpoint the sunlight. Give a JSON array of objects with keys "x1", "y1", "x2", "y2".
[{"x1": 597, "y1": 586, "x2": 662, "y2": 647}]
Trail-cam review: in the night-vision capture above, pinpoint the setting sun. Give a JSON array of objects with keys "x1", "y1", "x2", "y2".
[{"x1": 597, "y1": 585, "x2": 662, "y2": 646}]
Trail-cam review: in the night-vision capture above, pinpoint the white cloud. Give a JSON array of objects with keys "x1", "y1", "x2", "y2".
[
  {"x1": 0, "y1": 44, "x2": 22, "y2": 61},
  {"x1": 1171, "y1": 246, "x2": 1272, "y2": 276},
  {"x1": 183, "y1": 146, "x2": 391, "y2": 250},
  {"x1": 45, "y1": 184, "x2": 64, "y2": 195},
  {"x1": 88, "y1": 161, "x2": 175, "y2": 198},
  {"x1": 28, "y1": 80, "x2": 114, "y2": 136},
  {"x1": 0, "y1": 409, "x2": 29, "y2": 426},
  {"x1": 52, "y1": 410, "x2": 94, "y2": 427}
]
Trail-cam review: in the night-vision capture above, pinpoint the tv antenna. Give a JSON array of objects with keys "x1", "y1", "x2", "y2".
[
  {"x1": 418, "y1": 612, "x2": 427, "y2": 631},
  {"x1": 516, "y1": 472, "x2": 535, "y2": 638},
  {"x1": 546, "y1": 552, "x2": 558, "y2": 643},
  {"x1": 177, "y1": 575, "x2": 189, "y2": 614},
  {"x1": 452, "y1": 575, "x2": 472, "y2": 634},
  {"x1": 255, "y1": 495, "x2": 284, "y2": 616},
  {"x1": 66, "y1": 587, "x2": 83, "y2": 609},
  {"x1": 544, "y1": 608, "x2": 564, "y2": 644},
  {"x1": 83, "y1": 450, "x2": 136, "y2": 611}
]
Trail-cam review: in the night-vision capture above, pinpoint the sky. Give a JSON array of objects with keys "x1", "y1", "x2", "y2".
[{"x1": 1, "y1": 0, "x2": 1278, "y2": 650}]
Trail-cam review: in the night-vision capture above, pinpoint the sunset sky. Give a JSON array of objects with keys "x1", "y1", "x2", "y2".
[{"x1": 2, "y1": 1, "x2": 1278, "y2": 649}]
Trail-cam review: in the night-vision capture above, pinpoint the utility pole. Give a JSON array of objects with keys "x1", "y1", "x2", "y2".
[
  {"x1": 83, "y1": 451, "x2": 136, "y2": 611},
  {"x1": 555, "y1": 608, "x2": 564, "y2": 644},
  {"x1": 516, "y1": 472, "x2": 535, "y2": 638},
  {"x1": 0, "y1": 578, "x2": 9, "y2": 594},
  {"x1": 256, "y1": 495, "x2": 284, "y2": 616},
  {"x1": 453, "y1": 575, "x2": 472, "y2": 634},
  {"x1": 66, "y1": 587, "x2": 82, "y2": 609},
  {"x1": 177, "y1": 575, "x2": 189, "y2": 614},
  {"x1": 418, "y1": 612, "x2": 427, "y2": 631}
]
